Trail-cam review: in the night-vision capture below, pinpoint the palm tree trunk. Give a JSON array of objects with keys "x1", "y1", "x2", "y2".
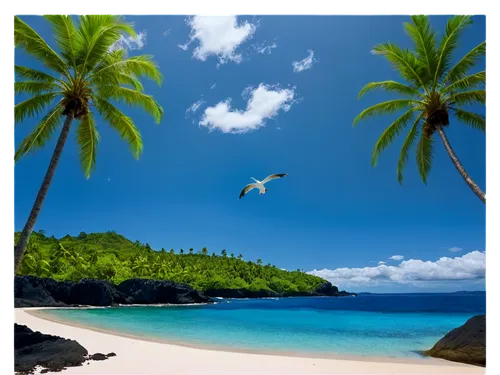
[
  {"x1": 436, "y1": 125, "x2": 485, "y2": 204},
  {"x1": 14, "y1": 115, "x2": 74, "y2": 274}
]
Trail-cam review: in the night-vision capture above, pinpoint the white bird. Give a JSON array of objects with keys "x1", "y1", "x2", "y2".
[{"x1": 239, "y1": 173, "x2": 288, "y2": 199}]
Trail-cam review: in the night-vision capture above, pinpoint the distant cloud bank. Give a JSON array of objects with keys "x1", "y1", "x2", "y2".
[{"x1": 307, "y1": 251, "x2": 485, "y2": 288}]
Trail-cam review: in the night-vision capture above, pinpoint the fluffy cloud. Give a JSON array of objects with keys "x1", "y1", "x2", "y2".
[
  {"x1": 378, "y1": 261, "x2": 386, "y2": 265},
  {"x1": 210, "y1": 83, "x2": 217, "y2": 90},
  {"x1": 110, "y1": 31, "x2": 147, "y2": 52},
  {"x1": 292, "y1": 50, "x2": 317, "y2": 73},
  {"x1": 179, "y1": 16, "x2": 256, "y2": 65},
  {"x1": 308, "y1": 251, "x2": 486, "y2": 288},
  {"x1": 199, "y1": 84, "x2": 296, "y2": 134},
  {"x1": 449, "y1": 246, "x2": 463, "y2": 252},
  {"x1": 389, "y1": 255, "x2": 404, "y2": 261}
]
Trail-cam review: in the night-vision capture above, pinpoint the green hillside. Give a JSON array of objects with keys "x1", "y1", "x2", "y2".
[{"x1": 15, "y1": 231, "x2": 327, "y2": 294}]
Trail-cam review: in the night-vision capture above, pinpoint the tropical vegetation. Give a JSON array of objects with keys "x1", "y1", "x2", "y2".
[
  {"x1": 15, "y1": 231, "x2": 326, "y2": 294},
  {"x1": 354, "y1": 15, "x2": 485, "y2": 204},
  {"x1": 14, "y1": 15, "x2": 164, "y2": 274}
]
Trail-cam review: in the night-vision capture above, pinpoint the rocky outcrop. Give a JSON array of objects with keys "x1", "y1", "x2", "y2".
[
  {"x1": 14, "y1": 324, "x2": 88, "y2": 374},
  {"x1": 14, "y1": 276, "x2": 212, "y2": 308},
  {"x1": 424, "y1": 314, "x2": 485, "y2": 367},
  {"x1": 204, "y1": 282, "x2": 356, "y2": 299},
  {"x1": 117, "y1": 278, "x2": 212, "y2": 304}
]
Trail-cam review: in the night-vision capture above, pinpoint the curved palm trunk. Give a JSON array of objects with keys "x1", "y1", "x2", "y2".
[
  {"x1": 14, "y1": 115, "x2": 74, "y2": 274},
  {"x1": 436, "y1": 125, "x2": 485, "y2": 204}
]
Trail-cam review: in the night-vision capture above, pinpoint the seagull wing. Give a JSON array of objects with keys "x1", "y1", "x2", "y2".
[
  {"x1": 261, "y1": 173, "x2": 288, "y2": 184},
  {"x1": 239, "y1": 184, "x2": 258, "y2": 199}
]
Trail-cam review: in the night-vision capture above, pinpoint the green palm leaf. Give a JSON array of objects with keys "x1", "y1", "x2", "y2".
[
  {"x1": 77, "y1": 113, "x2": 100, "y2": 178},
  {"x1": 447, "y1": 90, "x2": 485, "y2": 106},
  {"x1": 453, "y1": 108, "x2": 485, "y2": 131},
  {"x1": 358, "y1": 81, "x2": 422, "y2": 99},
  {"x1": 15, "y1": 103, "x2": 64, "y2": 161},
  {"x1": 15, "y1": 81, "x2": 59, "y2": 96},
  {"x1": 15, "y1": 93, "x2": 61, "y2": 125},
  {"x1": 371, "y1": 43, "x2": 428, "y2": 92},
  {"x1": 44, "y1": 15, "x2": 81, "y2": 72},
  {"x1": 433, "y1": 16, "x2": 473, "y2": 86},
  {"x1": 15, "y1": 66, "x2": 59, "y2": 83},
  {"x1": 90, "y1": 54, "x2": 163, "y2": 86},
  {"x1": 415, "y1": 132, "x2": 434, "y2": 184},
  {"x1": 353, "y1": 99, "x2": 420, "y2": 126},
  {"x1": 93, "y1": 97, "x2": 143, "y2": 158},
  {"x1": 397, "y1": 113, "x2": 424, "y2": 184},
  {"x1": 98, "y1": 86, "x2": 163, "y2": 123},
  {"x1": 77, "y1": 15, "x2": 135, "y2": 74},
  {"x1": 442, "y1": 71, "x2": 485, "y2": 93},
  {"x1": 443, "y1": 42, "x2": 485, "y2": 84},
  {"x1": 372, "y1": 108, "x2": 416, "y2": 166},
  {"x1": 14, "y1": 16, "x2": 68, "y2": 78},
  {"x1": 404, "y1": 15, "x2": 437, "y2": 82}
]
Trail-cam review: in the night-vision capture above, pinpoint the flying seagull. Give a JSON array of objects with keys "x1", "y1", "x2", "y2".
[{"x1": 239, "y1": 173, "x2": 288, "y2": 199}]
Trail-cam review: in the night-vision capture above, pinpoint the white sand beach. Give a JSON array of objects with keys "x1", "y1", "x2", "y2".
[{"x1": 15, "y1": 308, "x2": 485, "y2": 375}]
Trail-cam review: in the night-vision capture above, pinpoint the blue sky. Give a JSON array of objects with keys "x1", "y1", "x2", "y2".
[{"x1": 15, "y1": 15, "x2": 485, "y2": 292}]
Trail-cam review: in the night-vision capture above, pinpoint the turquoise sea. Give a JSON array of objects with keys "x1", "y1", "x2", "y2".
[{"x1": 41, "y1": 293, "x2": 485, "y2": 358}]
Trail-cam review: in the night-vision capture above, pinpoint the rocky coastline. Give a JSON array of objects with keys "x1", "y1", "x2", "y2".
[{"x1": 15, "y1": 276, "x2": 356, "y2": 308}]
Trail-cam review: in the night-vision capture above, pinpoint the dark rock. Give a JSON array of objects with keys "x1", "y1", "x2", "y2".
[
  {"x1": 118, "y1": 278, "x2": 212, "y2": 304},
  {"x1": 106, "y1": 352, "x2": 117, "y2": 357},
  {"x1": 204, "y1": 288, "x2": 280, "y2": 299},
  {"x1": 315, "y1": 281, "x2": 339, "y2": 296},
  {"x1": 89, "y1": 353, "x2": 107, "y2": 361},
  {"x1": 424, "y1": 314, "x2": 485, "y2": 367},
  {"x1": 69, "y1": 279, "x2": 129, "y2": 306},
  {"x1": 14, "y1": 324, "x2": 88, "y2": 374},
  {"x1": 40, "y1": 369, "x2": 49, "y2": 374}
]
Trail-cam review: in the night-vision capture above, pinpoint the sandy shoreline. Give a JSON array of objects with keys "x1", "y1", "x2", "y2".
[{"x1": 15, "y1": 308, "x2": 485, "y2": 374}]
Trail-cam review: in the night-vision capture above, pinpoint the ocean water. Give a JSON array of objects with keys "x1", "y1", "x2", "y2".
[{"x1": 42, "y1": 293, "x2": 485, "y2": 358}]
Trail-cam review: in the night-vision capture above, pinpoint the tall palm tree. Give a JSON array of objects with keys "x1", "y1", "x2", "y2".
[
  {"x1": 354, "y1": 15, "x2": 485, "y2": 203},
  {"x1": 14, "y1": 15, "x2": 164, "y2": 273}
]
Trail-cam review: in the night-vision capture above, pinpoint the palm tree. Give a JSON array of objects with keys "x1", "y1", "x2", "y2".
[
  {"x1": 354, "y1": 16, "x2": 485, "y2": 203},
  {"x1": 237, "y1": 254, "x2": 243, "y2": 260},
  {"x1": 256, "y1": 259, "x2": 263, "y2": 265},
  {"x1": 201, "y1": 247, "x2": 208, "y2": 256},
  {"x1": 221, "y1": 249, "x2": 227, "y2": 257},
  {"x1": 14, "y1": 15, "x2": 164, "y2": 274},
  {"x1": 189, "y1": 248, "x2": 194, "y2": 255}
]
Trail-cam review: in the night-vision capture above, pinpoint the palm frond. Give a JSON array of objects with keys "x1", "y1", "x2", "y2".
[
  {"x1": 93, "y1": 97, "x2": 143, "y2": 158},
  {"x1": 15, "y1": 93, "x2": 61, "y2": 125},
  {"x1": 15, "y1": 81, "x2": 59, "y2": 96},
  {"x1": 44, "y1": 15, "x2": 81, "y2": 72},
  {"x1": 405, "y1": 15, "x2": 437, "y2": 82},
  {"x1": 98, "y1": 86, "x2": 163, "y2": 123},
  {"x1": 447, "y1": 90, "x2": 485, "y2": 106},
  {"x1": 442, "y1": 71, "x2": 485, "y2": 93},
  {"x1": 77, "y1": 15, "x2": 135, "y2": 74},
  {"x1": 14, "y1": 16, "x2": 68, "y2": 77},
  {"x1": 15, "y1": 103, "x2": 64, "y2": 161},
  {"x1": 90, "y1": 54, "x2": 163, "y2": 86},
  {"x1": 453, "y1": 108, "x2": 485, "y2": 131},
  {"x1": 77, "y1": 112, "x2": 100, "y2": 178},
  {"x1": 15, "y1": 66, "x2": 60, "y2": 83},
  {"x1": 353, "y1": 99, "x2": 421, "y2": 126},
  {"x1": 397, "y1": 114, "x2": 424, "y2": 184},
  {"x1": 433, "y1": 16, "x2": 473, "y2": 86},
  {"x1": 371, "y1": 43, "x2": 428, "y2": 92},
  {"x1": 358, "y1": 81, "x2": 422, "y2": 99},
  {"x1": 372, "y1": 108, "x2": 416, "y2": 166},
  {"x1": 443, "y1": 42, "x2": 485, "y2": 85},
  {"x1": 415, "y1": 131, "x2": 434, "y2": 184}
]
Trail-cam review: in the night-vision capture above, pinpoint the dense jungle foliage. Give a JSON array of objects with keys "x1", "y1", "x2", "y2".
[{"x1": 15, "y1": 231, "x2": 327, "y2": 294}]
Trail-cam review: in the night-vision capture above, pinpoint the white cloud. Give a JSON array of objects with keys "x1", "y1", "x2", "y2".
[
  {"x1": 199, "y1": 84, "x2": 296, "y2": 134},
  {"x1": 180, "y1": 16, "x2": 256, "y2": 65},
  {"x1": 292, "y1": 50, "x2": 317, "y2": 73},
  {"x1": 308, "y1": 251, "x2": 485, "y2": 288},
  {"x1": 186, "y1": 99, "x2": 205, "y2": 116},
  {"x1": 210, "y1": 83, "x2": 217, "y2": 90},
  {"x1": 378, "y1": 261, "x2": 386, "y2": 265},
  {"x1": 163, "y1": 29, "x2": 171, "y2": 37},
  {"x1": 110, "y1": 31, "x2": 147, "y2": 52},
  {"x1": 389, "y1": 255, "x2": 405, "y2": 261},
  {"x1": 449, "y1": 246, "x2": 463, "y2": 252},
  {"x1": 255, "y1": 42, "x2": 277, "y2": 55}
]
